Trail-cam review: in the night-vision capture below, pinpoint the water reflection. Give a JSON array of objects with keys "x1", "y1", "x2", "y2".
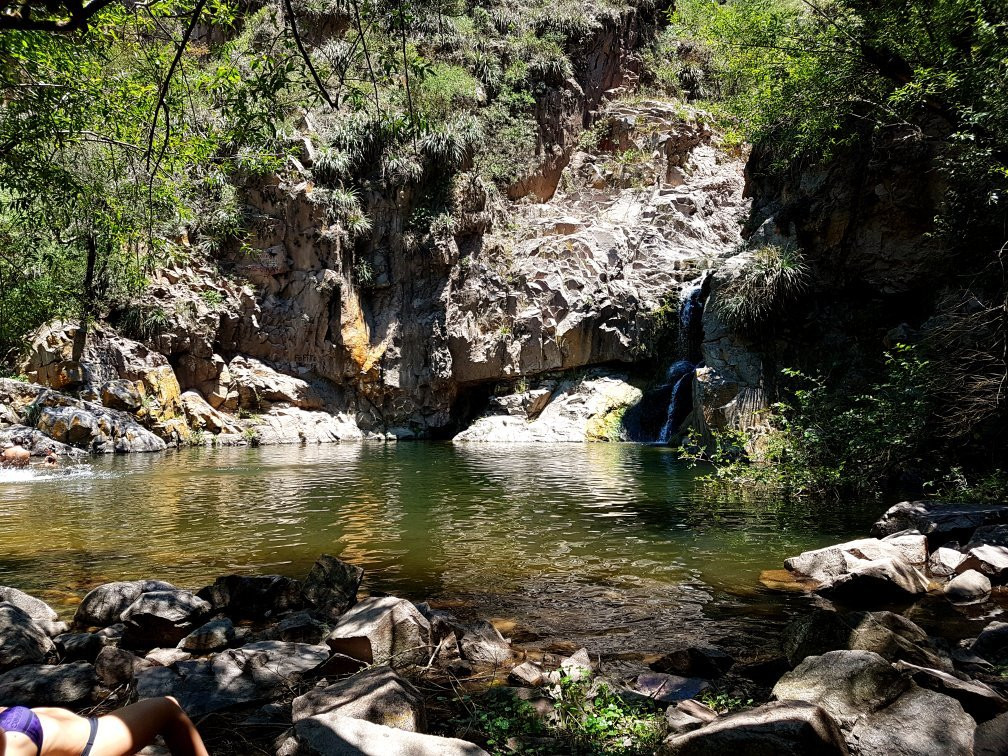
[{"x1": 0, "y1": 443, "x2": 878, "y2": 653}]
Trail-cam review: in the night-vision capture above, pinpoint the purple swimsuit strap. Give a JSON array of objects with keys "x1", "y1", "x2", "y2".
[{"x1": 0, "y1": 706, "x2": 44, "y2": 754}]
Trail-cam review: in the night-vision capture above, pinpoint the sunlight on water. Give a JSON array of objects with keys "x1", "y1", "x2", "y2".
[{"x1": 0, "y1": 443, "x2": 878, "y2": 652}]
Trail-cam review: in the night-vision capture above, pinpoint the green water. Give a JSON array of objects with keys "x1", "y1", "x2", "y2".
[{"x1": 0, "y1": 443, "x2": 879, "y2": 654}]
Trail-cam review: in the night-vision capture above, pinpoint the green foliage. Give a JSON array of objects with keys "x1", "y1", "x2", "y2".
[
  {"x1": 711, "y1": 243, "x2": 810, "y2": 335},
  {"x1": 697, "y1": 690, "x2": 753, "y2": 715},
  {"x1": 454, "y1": 671, "x2": 666, "y2": 755},
  {"x1": 117, "y1": 305, "x2": 172, "y2": 341},
  {"x1": 200, "y1": 289, "x2": 225, "y2": 308},
  {"x1": 682, "y1": 345, "x2": 935, "y2": 499},
  {"x1": 669, "y1": 0, "x2": 1008, "y2": 250},
  {"x1": 632, "y1": 295, "x2": 680, "y2": 362}
]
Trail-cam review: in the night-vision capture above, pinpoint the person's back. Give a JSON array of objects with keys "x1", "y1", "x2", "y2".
[
  {"x1": 0, "y1": 697, "x2": 208, "y2": 755},
  {"x1": 0, "y1": 438, "x2": 30, "y2": 468}
]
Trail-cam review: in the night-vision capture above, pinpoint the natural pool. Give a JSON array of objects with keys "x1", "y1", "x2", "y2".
[{"x1": 0, "y1": 442, "x2": 880, "y2": 656}]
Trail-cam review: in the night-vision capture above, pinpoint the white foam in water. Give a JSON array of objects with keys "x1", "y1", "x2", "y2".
[{"x1": 0, "y1": 464, "x2": 97, "y2": 483}]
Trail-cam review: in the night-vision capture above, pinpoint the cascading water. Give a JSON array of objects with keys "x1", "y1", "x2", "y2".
[{"x1": 657, "y1": 278, "x2": 708, "y2": 443}]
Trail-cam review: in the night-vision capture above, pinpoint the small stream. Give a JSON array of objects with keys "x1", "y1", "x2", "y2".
[{"x1": 0, "y1": 443, "x2": 880, "y2": 657}]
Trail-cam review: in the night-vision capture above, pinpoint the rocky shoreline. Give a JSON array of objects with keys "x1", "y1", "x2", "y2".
[{"x1": 2, "y1": 501, "x2": 1008, "y2": 754}]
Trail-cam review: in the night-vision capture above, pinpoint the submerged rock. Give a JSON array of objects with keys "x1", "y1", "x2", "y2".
[{"x1": 659, "y1": 701, "x2": 849, "y2": 756}]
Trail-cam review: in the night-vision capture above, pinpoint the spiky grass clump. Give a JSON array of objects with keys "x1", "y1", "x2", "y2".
[{"x1": 713, "y1": 243, "x2": 810, "y2": 335}]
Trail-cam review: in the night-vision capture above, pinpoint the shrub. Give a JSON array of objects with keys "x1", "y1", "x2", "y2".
[
  {"x1": 710, "y1": 243, "x2": 809, "y2": 336},
  {"x1": 682, "y1": 345, "x2": 934, "y2": 499}
]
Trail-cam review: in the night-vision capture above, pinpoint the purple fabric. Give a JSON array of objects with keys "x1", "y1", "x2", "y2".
[{"x1": 0, "y1": 706, "x2": 43, "y2": 753}]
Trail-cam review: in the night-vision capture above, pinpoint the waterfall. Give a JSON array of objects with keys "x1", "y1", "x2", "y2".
[
  {"x1": 657, "y1": 278, "x2": 708, "y2": 444},
  {"x1": 657, "y1": 361, "x2": 696, "y2": 443}
]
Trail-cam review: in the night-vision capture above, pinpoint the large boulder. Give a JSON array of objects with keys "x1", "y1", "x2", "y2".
[
  {"x1": 136, "y1": 641, "x2": 329, "y2": 717},
  {"x1": 292, "y1": 666, "x2": 426, "y2": 732},
  {"x1": 976, "y1": 711, "x2": 1008, "y2": 756},
  {"x1": 120, "y1": 590, "x2": 211, "y2": 649},
  {"x1": 457, "y1": 621, "x2": 514, "y2": 666},
  {"x1": 872, "y1": 501, "x2": 1008, "y2": 546},
  {"x1": 945, "y1": 570, "x2": 992, "y2": 603},
  {"x1": 928, "y1": 547, "x2": 965, "y2": 577},
  {"x1": 95, "y1": 646, "x2": 154, "y2": 687},
  {"x1": 55, "y1": 632, "x2": 106, "y2": 663},
  {"x1": 880, "y1": 532, "x2": 929, "y2": 565},
  {"x1": 262, "y1": 611, "x2": 327, "y2": 644},
  {"x1": 325, "y1": 597, "x2": 433, "y2": 668},
  {"x1": 771, "y1": 650, "x2": 909, "y2": 725},
  {"x1": 227, "y1": 356, "x2": 323, "y2": 411},
  {"x1": 0, "y1": 662, "x2": 98, "y2": 706},
  {"x1": 179, "y1": 391, "x2": 240, "y2": 435},
  {"x1": 894, "y1": 660, "x2": 1008, "y2": 722},
  {"x1": 966, "y1": 524, "x2": 1008, "y2": 550},
  {"x1": 783, "y1": 538, "x2": 920, "y2": 588},
  {"x1": 971, "y1": 621, "x2": 1008, "y2": 664},
  {"x1": 842, "y1": 611, "x2": 952, "y2": 672},
  {"x1": 659, "y1": 701, "x2": 849, "y2": 756},
  {"x1": 35, "y1": 397, "x2": 167, "y2": 453},
  {"x1": 453, "y1": 375, "x2": 642, "y2": 443},
  {"x1": 957, "y1": 545, "x2": 1008, "y2": 583},
  {"x1": 819, "y1": 557, "x2": 930, "y2": 602},
  {"x1": 75, "y1": 580, "x2": 176, "y2": 628},
  {"x1": 0, "y1": 603, "x2": 56, "y2": 671},
  {"x1": 294, "y1": 716, "x2": 489, "y2": 756},
  {"x1": 845, "y1": 686, "x2": 975, "y2": 756},
  {"x1": 250, "y1": 407, "x2": 364, "y2": 444},
  {"x1": 20, "y1": 320, "x2": 182, "y2": 422},
  {"x1": 176, "y1": 617, "x2": 235, "y2": 653},
  {"x1": 301, "y1": 555, "x2": 363, "y2": 621},
  {"x1": 197, "y1": 574, "x2": 303, "y2": 620},
  {"x1": 0, "y1": 586, "x2": 67, "y2": 637}
]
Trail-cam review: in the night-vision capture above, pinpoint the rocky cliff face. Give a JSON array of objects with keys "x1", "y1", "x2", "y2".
[{"x1": 6, "y1": 4, "x2": 761, "y2": 448}]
